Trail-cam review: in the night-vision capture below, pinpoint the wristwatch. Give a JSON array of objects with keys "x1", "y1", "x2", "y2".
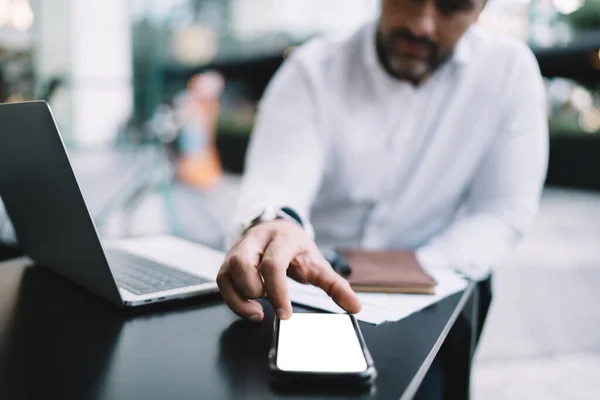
[{"x1": 241, "y1": 206, "x2": 313, "y2": 238}]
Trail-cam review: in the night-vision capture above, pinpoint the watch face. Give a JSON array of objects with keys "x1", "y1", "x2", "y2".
[
  {"x1": 242, "y1": 207, "x2": 277, "y2": 236},
  {"x1": 242, "y1": 207, "x2": 305, "y2": 238},
  {"x1": 260, "y1": 207, "x2": 278, "y2": 222}
]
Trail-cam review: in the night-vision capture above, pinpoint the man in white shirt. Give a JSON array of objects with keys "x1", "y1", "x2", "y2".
[{"x1": 216, "y1": 0, "x2": 548, "y2": 323}]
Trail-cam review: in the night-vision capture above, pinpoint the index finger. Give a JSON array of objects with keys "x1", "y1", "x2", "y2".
[{"x1": 258, "y1": 237, "x2": 299, "y2": 320}]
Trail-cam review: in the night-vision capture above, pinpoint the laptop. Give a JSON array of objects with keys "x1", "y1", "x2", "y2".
[{"x1": 0, "y1": 101, "x2": 220, "y2": 306}]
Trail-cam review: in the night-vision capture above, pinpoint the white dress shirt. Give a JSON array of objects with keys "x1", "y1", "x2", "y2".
[{"x1": 229, "y1": 22, "x2": 548, "y2": 280}]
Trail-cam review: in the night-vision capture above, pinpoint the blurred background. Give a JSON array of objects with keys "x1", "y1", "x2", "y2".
[{"x1": 0, "y1": 0, "x2": 599, "y2": 398}]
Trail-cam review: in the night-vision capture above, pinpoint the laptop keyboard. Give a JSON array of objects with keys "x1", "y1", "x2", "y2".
[{"x1": 105, "y1": 249, "x2": 211, "y2": 295}]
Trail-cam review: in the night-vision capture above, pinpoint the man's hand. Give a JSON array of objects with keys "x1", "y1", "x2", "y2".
[{"x1": 217, "y1": 220, "x2": 362, "y2": 322}]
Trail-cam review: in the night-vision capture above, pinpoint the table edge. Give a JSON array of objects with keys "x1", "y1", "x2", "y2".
[{"x1": 398, "y1": 281, "x2": 476, "y2": 400}]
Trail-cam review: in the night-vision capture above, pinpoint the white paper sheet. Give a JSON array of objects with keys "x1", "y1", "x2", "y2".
[{"x1": 289, "y1": 267, "x2": 468, "y2": 325}]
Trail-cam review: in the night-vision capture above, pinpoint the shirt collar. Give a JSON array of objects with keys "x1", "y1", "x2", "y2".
[
  {"x1": 363, "y1": 21, "x2": 380, "y2": 70},
  {"x1": 452, "y1": 27, "x2": 473, "y2": 66}
]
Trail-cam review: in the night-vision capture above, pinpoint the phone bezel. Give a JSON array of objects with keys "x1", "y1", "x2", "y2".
[{"x1": 268, "y1": 313, "x2": 377, "y2": 388}]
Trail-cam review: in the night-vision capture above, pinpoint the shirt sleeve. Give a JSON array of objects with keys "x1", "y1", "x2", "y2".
[
  {"x1": 416, "y1": 46, "x2": 549, "y2": 280},
  {"x1": 226, "y1": 51, "x2": 326, "y2": 248}
]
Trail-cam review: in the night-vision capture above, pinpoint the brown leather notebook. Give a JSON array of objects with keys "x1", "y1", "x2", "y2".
[{"x1": 339, "y1": 250, "x2": 437, "y2": 294}]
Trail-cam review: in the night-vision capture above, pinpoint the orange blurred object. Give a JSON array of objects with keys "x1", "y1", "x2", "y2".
[{"x1": 176, "y1": 71, "x2": 225, "y2": 189}]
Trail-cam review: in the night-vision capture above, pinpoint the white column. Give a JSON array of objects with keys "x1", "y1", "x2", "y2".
[{"x1": 32, "y1": 0, "x2": 132, "y2": 148}]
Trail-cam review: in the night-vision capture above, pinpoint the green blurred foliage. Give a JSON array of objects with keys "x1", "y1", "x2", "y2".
[{"x1": 565, "y1": 0, "x2": 600, "y2": 33}]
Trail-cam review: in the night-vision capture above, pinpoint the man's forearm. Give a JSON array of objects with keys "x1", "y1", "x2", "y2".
[{"x1": 416, "y1": 206, "x2": 531, "y2": 280}]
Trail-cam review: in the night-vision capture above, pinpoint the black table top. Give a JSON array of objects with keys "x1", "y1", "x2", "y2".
[{"x1": 0, "y1": 259, "x2": 473, "y2": 400}]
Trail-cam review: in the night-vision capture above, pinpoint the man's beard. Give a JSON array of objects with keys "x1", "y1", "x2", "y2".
[{"x1": 376, "y1": 28, "x2": 452, "y2": 84}]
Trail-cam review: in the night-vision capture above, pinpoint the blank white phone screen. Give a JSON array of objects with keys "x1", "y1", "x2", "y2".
[{"x1": 276, "y1": 313, "x2": 368, "y2": 373}]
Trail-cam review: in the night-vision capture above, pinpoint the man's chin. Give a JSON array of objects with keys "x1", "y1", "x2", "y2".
[{"x1": 389, "y1": 60, "x2": 429, "y2": 83}]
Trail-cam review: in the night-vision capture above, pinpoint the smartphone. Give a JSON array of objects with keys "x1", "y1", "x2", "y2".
[{"x1": 268, "y1": 313, "x2": 377, "y2": 389}]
